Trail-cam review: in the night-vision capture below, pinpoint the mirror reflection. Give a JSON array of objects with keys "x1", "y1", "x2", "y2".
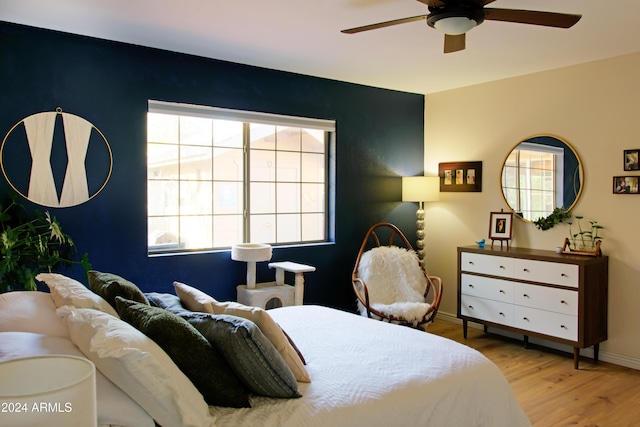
[{"x1": 500, "y1": 135, "x2": 583, "y2": 222}]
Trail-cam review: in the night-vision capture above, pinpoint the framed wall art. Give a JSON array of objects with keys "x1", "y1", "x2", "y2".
[
  {"x1": 613, "y1": 176, "x2": 639, "y2": 194},
  {"x1": 438, "y1": 161, "x2": 482, "y2": 192},
  {"x1": 488, "y1": 210, "x2": 513, "y2": 249},
  {"x1": 624, "y1": 149, "x2": 640, "y2": 171}
]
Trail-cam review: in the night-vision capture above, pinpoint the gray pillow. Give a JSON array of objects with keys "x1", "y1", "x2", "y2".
[
  {"x1": 145, "y1": 292, "x2": 186, "y2": 313},
  {"x1": 88, "y1": 271, "x2": 149, "y2": 310},
  {"x1": 181, "y1": 311, "x2": 301, "y2": 399},
  {"x1": 114, "y1": 297, "x2": 250, "y2": 408}
]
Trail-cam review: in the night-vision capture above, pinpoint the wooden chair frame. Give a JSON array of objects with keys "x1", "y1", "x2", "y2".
[{"x1": 351, "y1": 222, "x2": 443, "y2": 327}]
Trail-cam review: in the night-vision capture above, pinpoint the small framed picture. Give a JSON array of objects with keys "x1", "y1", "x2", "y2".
[
  {"x1": 489, "y1": 211, "x2": 513, "y2": 241},
  {"x1": 613, "y1": 176, "x2": 640, "y2": 194},
  {"x1": 624, "y1": 149, "x2": 640, "y2": 171},
  {"x1": 439, "y1": 161, "x2": 482, "y2": 192}
]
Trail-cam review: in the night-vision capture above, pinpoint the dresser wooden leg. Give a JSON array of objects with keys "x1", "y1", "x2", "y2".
[
  {"x1": 594, "y1": 344, "x2": 600, "y2": 363},
  {"x1": 573, "y1": 348, "x2": 580, "y2": 369},
  {"x1": 462, "y1": 319, "x2": 468, "y2": 338},
  {"x1": 524, "y1": 335, "x2": 529, "y2": 349}
]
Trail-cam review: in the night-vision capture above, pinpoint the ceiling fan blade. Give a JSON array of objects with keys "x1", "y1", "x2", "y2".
[
  {"x1": 341, "y1": 15, "x2": 427, "y2": 34},
  {"x1": 484, "y1": 8, "x2": 581, "y2": 28},
  {"x1": 444, "y1": 33, "x2": 465, "y2": 53}
]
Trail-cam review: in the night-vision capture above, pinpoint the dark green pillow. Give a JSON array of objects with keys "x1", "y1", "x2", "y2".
[
  {"x1": 181, "y1": 311, "x2": 301, "y2": 399},
  {"x1": 88, "y1": 271, "x2": 149, "y2": 310},
  {"x1": 114, "y1": 297, "x2": 250, "y2": 408}
]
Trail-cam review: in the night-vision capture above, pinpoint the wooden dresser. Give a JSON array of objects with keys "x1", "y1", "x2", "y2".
[{"x1": 457, "y1": 245, "x2": 608, "y2": 368}]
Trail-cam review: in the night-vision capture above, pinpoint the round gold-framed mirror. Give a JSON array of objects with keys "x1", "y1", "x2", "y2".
[{"x1": 500, "y1": 134, "x2": 584, "y2": 223}]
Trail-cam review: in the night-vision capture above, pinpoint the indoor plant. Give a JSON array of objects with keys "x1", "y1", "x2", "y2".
[
  {"x1": 564, "y1": 215, "x2": 604, "y2": 255},
  {"x1": 533, "y1": 207, "x2": 571, "y2": 230},
  {"x1": 0, "y1": 194, "x2": 90, "y2": 292}
]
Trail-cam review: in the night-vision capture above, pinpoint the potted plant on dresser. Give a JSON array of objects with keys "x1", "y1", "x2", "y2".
[{"x1": 562, "y1": 215, "x2": 604, "y2": 256}]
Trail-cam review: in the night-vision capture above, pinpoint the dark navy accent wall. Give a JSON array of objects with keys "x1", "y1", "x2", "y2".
[{"x1": 0, "y1": 21, "x2": 425, "y2": 311}]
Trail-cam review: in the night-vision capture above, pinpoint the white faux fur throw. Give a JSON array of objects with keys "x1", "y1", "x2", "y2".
[{"x1": 357, "y1": 246, "x2": 431, "y2": 324}]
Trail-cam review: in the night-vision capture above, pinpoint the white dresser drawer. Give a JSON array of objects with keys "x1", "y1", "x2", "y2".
[
  {"x1": 511, "y1": 258, "x2": 579, "y2": 288},
  {"x1": 461, "y1": 295, "x2": 513, "y2": 326},
  {"x1": 514, "y1": 283, "x2": 578, "y2": 316},
  {"x1": 460, "y1": 253, "x2": 512, "y2": 277},
  {"x1": 513, "y1": 306, "x2": 578, "y2": 341},
  {"x1": 461, "y1": 274, "x2": 514, "y2": 303}
]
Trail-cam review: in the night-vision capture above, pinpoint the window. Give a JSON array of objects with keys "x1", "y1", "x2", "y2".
[
  {"x1": 147, "y1": 101, "x2": 335, "y2": 254},
  {"x1": 501, "y1": 143, "x2": 564, "y2": 222}
]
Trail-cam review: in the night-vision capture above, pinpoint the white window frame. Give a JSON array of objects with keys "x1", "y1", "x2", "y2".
[{"x1": 147, "y1": 100, "x2": 335, "y2": 254}]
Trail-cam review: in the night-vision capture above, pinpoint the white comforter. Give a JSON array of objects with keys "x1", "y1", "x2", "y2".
[{"x1": 210, "y1": 305, "x2": 531, "y2": 427}]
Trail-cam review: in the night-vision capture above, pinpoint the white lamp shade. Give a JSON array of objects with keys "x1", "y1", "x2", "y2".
[
  {"x1": 402, "y1": 176, "x2": 440, "y2": 202},
  {"x1": 0, "y1": 355, "x2": 97, "y2": 427}
]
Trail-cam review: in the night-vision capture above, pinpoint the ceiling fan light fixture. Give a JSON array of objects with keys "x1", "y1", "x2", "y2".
[
  {"x1": 427, "y1": 6, "x2": 485, "y2": 35},
  {"x1": 433, "y1": 17, "x2": 476, "y2": 35}
]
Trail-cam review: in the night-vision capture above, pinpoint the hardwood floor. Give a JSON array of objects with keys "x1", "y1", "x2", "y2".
[{"x1": 428, "y1": 319, "x2": 640, "y2": 427}]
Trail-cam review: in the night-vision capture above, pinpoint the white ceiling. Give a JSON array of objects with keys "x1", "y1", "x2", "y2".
[{"x1": 4, "y1": 0, "x2": 640, "y2": 94}]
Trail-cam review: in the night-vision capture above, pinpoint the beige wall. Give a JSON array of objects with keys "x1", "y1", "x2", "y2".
[{"x1": 424, "y1": 52, "x2": 640, "y2": 368}]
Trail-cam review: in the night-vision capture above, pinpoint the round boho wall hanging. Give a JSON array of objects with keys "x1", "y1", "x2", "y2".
[{"x1": 1, "y1": 107, "x2": 113, "y2": 208}]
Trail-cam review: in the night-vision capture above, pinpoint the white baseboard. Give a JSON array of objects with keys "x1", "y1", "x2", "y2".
[{"x1": 436, "y1": 311, "x2": 640, "y2": 371}]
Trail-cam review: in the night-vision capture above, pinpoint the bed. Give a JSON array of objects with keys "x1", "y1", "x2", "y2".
[{"x1": 0, "y1": 274, "x2": 531, "y2": 427}]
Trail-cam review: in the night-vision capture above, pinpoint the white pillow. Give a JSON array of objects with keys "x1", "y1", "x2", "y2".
[
  {"x1": 0, "y1": 331, "x2": 154, "y2": 427},
  {"x1": 174, "y1": 281, "x2": 310, "y2": 383},
  {"x1": 57, "y1": 306, "x2": 214, "y2": 427},
  {"x1": 37, "y1": 273, "x2": 119, "y2": 317},
  {"x1": 0, "y1": 291, "x2": 69, "y2": 338}
]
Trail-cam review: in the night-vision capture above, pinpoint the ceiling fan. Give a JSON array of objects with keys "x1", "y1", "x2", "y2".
[{"x1": 341, "y1": 0, "x2": 581, "y2": 53}]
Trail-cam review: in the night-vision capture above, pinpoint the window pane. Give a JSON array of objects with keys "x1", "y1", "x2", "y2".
[
  {"x1": 302, "y1": 153, "x2": 324, "y2": 183},
  {"x1": 250, "y1": 214, "x2": 275, "y2": 243},
  {"x1": 250, "y1": 149, "x2": 276, "y2": 181},
  {"x1": 213, "y1": 120, "x2": 243, "y2": 148},
  {"x1": 181, "y1": 215, "x2": 212, "y2": 249},
  {"x1": 180, "y1": 146, "x2": 212, "y2": 180},
  {"x1": 148, "y1": 181, "x2": 178, "y2": 215},
  {"x1": 277, "y1": 183, "x2": 300, "y2": 213},
  {"x1": 250, "y1": 124, "x2": 276, "y2": 150},
  {"x1": 276, "y1": 127, "x2": 300, "y2": 151},
  {"x1": 214, "y1": 182, "x2": 242, "y2": 214},
  {"x1": 148, "y1": 216, "x2": 180, "y2": 248},
  {"x1": 302, "y1": 213, "x2": 324, "y2": 241},
  {"x1": 148, "y1": 113, "x2": 178, "y2": 144},
  {"x1": 213, "y1": 215, "x2": 243, "y2": 247},
  {"x1": 180, "y1": 116, "x2": 212, "y2": 146},
  {"x1": 301, "y1": 129, "x2": 324, "y2": 153},
  {"x1": 302, "y1": 183, "x2": 324, "y2": 212},
  {"x1": 251, "y1": 182, "x2": 275, "y2": 213},
  {"x1": 180, "y1": 181, "x2": 212, "y2": 215},
  {"x1": 277, "y1": 151, "x2": 300, "y2": 182},
  {"x1": 277, "y1": 214, "x2": 300, "y2": 243},
  {"x1": 148, "y1": 143, "x2": 179, "y2": 180},
  {"x1": 214, "y1": 147, "x2": 243, "y2": 181}
]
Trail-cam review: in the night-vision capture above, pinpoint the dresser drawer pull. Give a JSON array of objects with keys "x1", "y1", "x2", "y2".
[
  {"x1": 468, "y1": 305, "x2": 474, "y2": 310},
  {"x1": 523, "y1": 317, "x2": 530, "y2": 322},
  {"x1": 499, "y1": 312, "x2": 505, "y2": 317},
  {"x1": 499, "y1": 290, "x2": 506, "y2": 294},
  {"x1": 468, "y1": 284, "x2": 475, "y2": 288},
  {"x1": 468, "y1": 261, "x2": 475, "y2": 265},
  {"x1": 523, "y1": 294, "x2": 530, "y2": 298},
  {"x1": 499, "y1": 265, "x2": 506, "y2": 269},
  {"x1": 561, "y1": 300, "x2": 568, "y2": 305},
  {"x1": 561, "y1": 325, "x2": 568, "y2": 330},
  {"x1": 561, "y1": 273, "x2": 568, "y2": 277},
  {"x1": 523, "y1": 268, "x2": 530, "y2": 272}
]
